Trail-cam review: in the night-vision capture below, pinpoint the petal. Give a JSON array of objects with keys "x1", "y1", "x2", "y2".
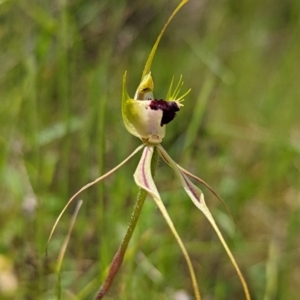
[
  {"x1": 177, "y1": 165, "x2": 234, "y2": 223},
  {"x1": 47, "y1": 144, "x2": 145, "y2": 249},
  {"x1": 156, "y1": 144, "x2": 251, "y2": 300},
  {"x1": 134, "y1": 145, "x2": 201, "y2": 300},
  {"x1": 122, "y1": 72, "x2": 165, "y2": 144}
]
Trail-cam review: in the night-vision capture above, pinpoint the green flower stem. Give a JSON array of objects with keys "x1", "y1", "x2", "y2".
[{"x1": 95, "y1": 146, "x2": 159, "y2": 300}]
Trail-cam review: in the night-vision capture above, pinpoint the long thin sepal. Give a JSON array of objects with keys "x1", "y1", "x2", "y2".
[
  {"x1": 95, "y1": 151, "x2": 159, "y2": 300},
  {"x1": 46, "y1": 144, "x2": 145, "y2": 251},
  {"x1": 177, "y1": 165, "x2": 234, "y2": 223},
  {"x1": 159, "y1": 154, "x2": 234, "y2": 225},
  {"x1": 134, "y1": 145, "x2": 201, "y2": 300},
  {"x1": 141, "y1": 0, "x2": 189, "y2": 79},
  {"x1": 156, "y1": 144, "x2": 251, "y2": 300}
]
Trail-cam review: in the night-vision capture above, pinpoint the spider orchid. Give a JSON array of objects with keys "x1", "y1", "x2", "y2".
[{"x1": 48, "y1": 1, "x2": 251, "y2": 299}]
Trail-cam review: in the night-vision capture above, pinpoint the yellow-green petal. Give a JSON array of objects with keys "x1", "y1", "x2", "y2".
[{"x1": 122, "y1": 72, "x2": 165, "y2": 144}]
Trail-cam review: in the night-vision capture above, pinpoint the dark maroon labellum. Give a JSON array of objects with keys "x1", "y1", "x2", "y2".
[{"x1": 149, "y1": 99, "x2": 180, "y2": 126}]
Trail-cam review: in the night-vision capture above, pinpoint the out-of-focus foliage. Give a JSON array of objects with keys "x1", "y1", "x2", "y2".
[{"x1": 1, "y1": 0, "x2": 300, "y2": 299}]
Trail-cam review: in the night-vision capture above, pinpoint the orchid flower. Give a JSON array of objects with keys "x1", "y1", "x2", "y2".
[{"x1": 48, "y1": 1, "x2": 251, "y2": 299}]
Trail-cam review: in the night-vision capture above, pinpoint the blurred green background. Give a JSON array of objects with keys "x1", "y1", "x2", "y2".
[{"x1": 1, "y1": 0, "x2": 300, "y2": 299}]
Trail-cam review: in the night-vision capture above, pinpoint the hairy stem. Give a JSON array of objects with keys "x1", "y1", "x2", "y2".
[{"x1": 95, "y1": 147, "x2": 159, "y2": 299}]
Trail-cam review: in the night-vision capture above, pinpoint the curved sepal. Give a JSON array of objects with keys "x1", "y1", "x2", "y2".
[
  {"x1": 141, "y1": 0, "x2": 189, "y2": 79},
  {"x1": 134, "y1": 145, "x2": 201, "y2": 300},
  {"x1": 46, "y1": 144, "x2": 145, "y2": 250},
  {"x1": 156, "y1": 144, "x2": 251, "y2": 300}
]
